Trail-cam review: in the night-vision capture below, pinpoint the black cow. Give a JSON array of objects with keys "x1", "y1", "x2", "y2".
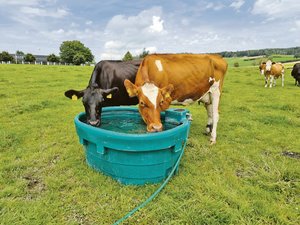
[
  {"x1": 65, "y1": 60, "x2": 140, "y2": 126},
  {"x1": 291, "y1": 63, "x2": 300, "y2": 86}
]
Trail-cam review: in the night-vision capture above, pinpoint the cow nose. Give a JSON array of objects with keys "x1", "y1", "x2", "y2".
[
  {"x1": 88, "y1": 119, "x2": 100, "y2": 126},
  {"x1": 149, "y1": 123, "x2": 163, "y2": 132}
]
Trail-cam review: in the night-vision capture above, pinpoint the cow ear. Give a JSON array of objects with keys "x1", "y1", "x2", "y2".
[
  {"x1": 102, "y1": 87, "x2": 119, "y2": 99},
  {"x1": 124, "y1": 79, "x2": 138, "y2": 97},
  {"x1": 161, "y1": 84, "x2": 174, "y2": 99},
  {"x1": 64, "y1": 89, "x2": 84, "y2": 100}
]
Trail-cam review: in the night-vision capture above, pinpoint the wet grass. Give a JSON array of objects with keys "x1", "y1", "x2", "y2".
[{"x1": 0, "y1": 64, "x2": 299, "y2": 225}]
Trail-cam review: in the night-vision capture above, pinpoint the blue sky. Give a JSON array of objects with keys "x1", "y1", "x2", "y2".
[{"x1": 0, "y1": 0, "x2": 300, "y2": 61}]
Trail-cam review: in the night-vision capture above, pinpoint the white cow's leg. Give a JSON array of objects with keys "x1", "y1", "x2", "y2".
[
  {"x1": 265, "y1": 76, "x2": 268, "y2": 88},
  {"x1": 273, "y1": 78, "x2": 277, "y2": 87},
  {"x1": 205, "y1": 103, "x2": 213, "y2": 134},
  {"x1": 281, "y1": 74, "x2": 284, "y2": 87},
  {"x1": 199, "y1": 92, "x2": 213, "y2": 134},
  {"x1": 210, "y1": 88, "x2": 220, "y2": 144},
  {"x1": 269, "y1": 75, "x2": 274, "y2": 88}
]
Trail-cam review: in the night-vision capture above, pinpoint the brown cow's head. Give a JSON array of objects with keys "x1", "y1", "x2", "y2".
[
  {"x1": 259, "y1": 62, "x2": 266, "y2": 75},
  {"x1": 65, "y1": 83, "x2": 118, "y2": 126},
  {"x1": 124, "y1": 79, "x2": 174, "y2": 132}
]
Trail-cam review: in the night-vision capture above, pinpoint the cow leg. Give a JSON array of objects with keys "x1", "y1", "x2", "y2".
[
  {"x1": 269, "y1": 75, "x2": 274, "y2": 88},
  {"x1": 281, "y1": 74, "x2": 284, "y2": 87},
  {"x1": 199, "y1": 93, "x2": 213, "y2": 134},
  {"x1": 264, "y1": 76, "x2": 268, "y2": 88},
  {"x1": 205, "y1": 103, "x2": 213, "y2": 134},
  {"x1": 210, "y1": 85, "x2": 221, "y2": 144}
]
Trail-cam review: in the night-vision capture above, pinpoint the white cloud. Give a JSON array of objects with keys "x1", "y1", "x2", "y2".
[
  {"x1": 20, "y1": 6, "x2": 69, "y2": 18},
  {"x1": 104, "y1": 41, "x2": 125, "y2": 50},
  {"x1": 0, "y1": 0, "x2": 40, "y2": 5},
  {"x1": 205, "y1": 2, "x2": 224, "y2": 11},
  {"x1": 86, "y1": 20, "x2": 93, "y2": 25},
  {"x1": 149, "y1": 16, "x2": 164, "y2": 33},
  {"x1": 252, "y1": 0, "x2": 300, "y2": 19},
  {"x1": 70, "y1": 22, "x2": 79, "y2": 28},
  {"x1": 101, "y1": 7, "x2": 166, "y2": 59},
  {"x1": 230, "y1": 0, "x2": 245, "y2": 11}
]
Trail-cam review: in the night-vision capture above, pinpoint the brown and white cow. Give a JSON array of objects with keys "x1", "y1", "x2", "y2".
[
  {"x1": 259, "y1": 60, "x2": 284, "y2": 88},
  {"x1": 124, "y1": 54, "x2": 227, "y2": 144}
]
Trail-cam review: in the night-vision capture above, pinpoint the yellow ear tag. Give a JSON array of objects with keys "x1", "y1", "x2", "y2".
[
  {"x1": 165, "y1": 93, "x2": 170, "y2": 98},
  {"x1": 72, "y1": 95, "x2": 78, "y2": 101},
  {"x1": 106, "y1": 94, "x2": 112, "y2": 99}
]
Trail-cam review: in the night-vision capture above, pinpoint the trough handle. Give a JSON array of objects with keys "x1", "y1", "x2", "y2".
[
  {"x1": 96, "y1": 144, "x2": 105, "y2": 155},
  {"x1": 79, "y1": 138, "x2": 105, "y2": 155},
  {"x1": 173, "y1": 140, "x2": 184, "y2": 153}
]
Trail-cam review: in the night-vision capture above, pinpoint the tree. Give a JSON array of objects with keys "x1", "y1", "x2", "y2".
[
  {"x1": 139, "y1": 48, "x2": 149, "y2": 59},
  {"x1": 47, "y1": 53, "x2": 60, "y2": 63},
  {"x1": 122, "y1": 51, "x2": 133, "y2": 61},
  {"x1": 0, "y1": 51, "x2": 14, "y2": 62},
  {"x1": 73, "y1": 53, "x2": 86, "y2": 65},
  {"x1": 16, "y1": 50, "x2": 24, "y2": 56},
  {"x1": 59, "y1": 40, "x2": 94, "y2": 64},
  {"x1": 24, "y1": 53, "x2": 36, "y2": 63},
  {"x1": 15, "y1": 50, "x2": 24, "y2": 63}
]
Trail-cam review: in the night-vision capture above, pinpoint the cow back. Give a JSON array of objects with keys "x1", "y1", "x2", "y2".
[
  {"x1": 135, "y1": 54, "x2": 227, "y2": 101},
  {"x1": 90, "y1": 60, "x2": 140, "y2": 106}
]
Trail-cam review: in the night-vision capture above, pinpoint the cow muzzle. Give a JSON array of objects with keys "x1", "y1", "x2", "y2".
[
  {"x1": 88, "y1": 119, "x2": 100, "y2": 126},
  {"x1": 148, "y1": 123, "x2": 163, "y2": 132}
]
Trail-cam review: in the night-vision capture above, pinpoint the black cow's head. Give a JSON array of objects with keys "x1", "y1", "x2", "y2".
[{"x1": 65, "y1": 83, "x2": 119, "y2": 126}]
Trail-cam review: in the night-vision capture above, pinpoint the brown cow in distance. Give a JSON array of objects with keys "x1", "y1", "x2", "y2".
[
  {"x1": 124, "y1": 54, "x2": 228, "y2": 144},
  {"x1": 259, "y1": 60, "x2": 284, "y2": 88}
]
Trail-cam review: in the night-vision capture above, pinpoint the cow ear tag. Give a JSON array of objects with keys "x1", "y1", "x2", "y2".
[
  {"x1": 106, "y1": 94, "x2": 112, "y2": 99},
  {"x1": 165, "y1": 93, "x2": 170, "y2": 98},
  {"x1": 72, "y1": 95, "x2": 78, "y2": 101}
]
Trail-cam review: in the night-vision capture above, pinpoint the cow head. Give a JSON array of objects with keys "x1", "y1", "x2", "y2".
[
  {"x1": 265, "y1": 60, "x2": 273, "y2": 72},
  {"x1": 124, "y1": 79, "x2": 174, "y2": 132},
  {"x1": 259, "y1": 62, "x2": 266, "y2": 75},
  {"x1": 65, "y1": 83, "x2": 118, "y2": 126}
]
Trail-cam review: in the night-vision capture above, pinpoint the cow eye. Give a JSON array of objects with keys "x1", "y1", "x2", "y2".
[
  {"x1": 140, "y1": 101, "x2": 145, "y2": 107},
  {"x1": 160, "y1": 99, "x2": 164, "y2": 105}
]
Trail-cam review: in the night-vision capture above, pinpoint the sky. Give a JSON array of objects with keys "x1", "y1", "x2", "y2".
[{"x1": 0, "y1": 0, "x2": 300, "y2": 61}]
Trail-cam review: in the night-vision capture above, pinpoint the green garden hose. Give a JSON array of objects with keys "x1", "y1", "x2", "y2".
[{"x1": 113, "y1": 141, "x2": 187, "y2": 225}]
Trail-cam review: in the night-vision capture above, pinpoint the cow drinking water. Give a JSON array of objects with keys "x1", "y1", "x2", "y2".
[
  {"x1": 65, "y1": 60, "x2": 140, "y2": 126},
  {"x1": 124, "y1": 54, "x2": 227, "y2": 144}
]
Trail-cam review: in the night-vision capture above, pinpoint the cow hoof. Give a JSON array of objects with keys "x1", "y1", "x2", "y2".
[{"x1": 210, "y1": 140, "x2": 216, "y2": 145}]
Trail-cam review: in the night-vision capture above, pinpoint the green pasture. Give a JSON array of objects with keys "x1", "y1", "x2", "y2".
[
  {"x1": 0, "y1": 63, "x2": 299, "y2": 225},
  {"x1": 225, "y1": 54, "x2": 299, "y2": 67}
]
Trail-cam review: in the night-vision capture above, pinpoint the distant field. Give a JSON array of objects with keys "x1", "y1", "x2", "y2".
[
  {"x1": 225, "y1": 54, "x2": 300, "y2": 67},
  {"x1": 0, "y1": 63, "x2": 299, "y2": 225}
]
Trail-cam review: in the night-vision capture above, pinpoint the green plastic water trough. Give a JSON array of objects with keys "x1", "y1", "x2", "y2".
[{"x1": 74, "y1": 106, "x2": 191, "y2": 185}]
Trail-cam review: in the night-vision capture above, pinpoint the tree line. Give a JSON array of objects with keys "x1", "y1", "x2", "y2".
[
  {"x1": 0, "y1": 40, "x2": 149, "y2": 65},
  {"x1": 0, "y1": 40, "x2": 94, "y2": 65},
  {"x1": 217, "y1": 47, "x2": 300, "y2": 58},
  {"x1": 1, "y1": 43, "x2": 300, "y2": 65}
]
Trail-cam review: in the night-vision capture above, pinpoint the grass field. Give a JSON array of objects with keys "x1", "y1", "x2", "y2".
[
  {"x1": 0, "y1": 62, "x2": 299, "y2": 225},
  {"x1": 225, "y1": 54, "x2": 300, "y2": 67}
]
